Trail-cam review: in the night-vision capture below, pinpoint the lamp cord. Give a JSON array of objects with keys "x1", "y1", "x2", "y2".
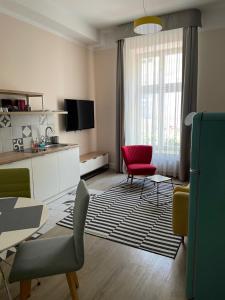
[{"x1": 143, "y1": 0, "x2": 147, "y2": 16}]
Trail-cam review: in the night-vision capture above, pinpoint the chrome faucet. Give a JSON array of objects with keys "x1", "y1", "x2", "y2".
[{"x1": 45, "y1": 126, "x2": 54, "y2": 144}]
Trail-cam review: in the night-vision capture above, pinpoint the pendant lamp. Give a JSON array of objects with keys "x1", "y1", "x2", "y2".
[{"x1": 134, "y1": 0, "x2": 162, "y2": 34}]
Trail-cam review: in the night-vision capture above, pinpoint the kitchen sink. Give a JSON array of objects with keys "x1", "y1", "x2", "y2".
[{"x1": 20, "y1": 144, "x2": 69, "y2": 153}]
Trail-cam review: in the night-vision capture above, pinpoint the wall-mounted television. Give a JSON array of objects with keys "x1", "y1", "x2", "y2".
[{"x1": 64, "y1": 99, "x2": 94, "y2": 131}]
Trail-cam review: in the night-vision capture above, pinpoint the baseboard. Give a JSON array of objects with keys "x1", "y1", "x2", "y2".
[
  {"x1": 81, "y1": 165, "x2": 109, "y2": 180},
  {"x1": 109, "y1": 162, "x2": 116, "y2": 170},
  {"x1": 43, "y1": 186, "x2": 76, "y2": 204}
]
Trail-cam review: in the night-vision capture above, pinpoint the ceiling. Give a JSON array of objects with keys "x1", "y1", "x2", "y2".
[
  {"x1": 0, "y1": 0, "x2": 224, "y2": 44},
  {"x1": 50, "y1": 0, "x2": 222, "y2": 28}
]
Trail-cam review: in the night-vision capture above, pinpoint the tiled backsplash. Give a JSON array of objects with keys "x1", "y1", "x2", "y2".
[{"x1": 0, "y1": 114, "x2": 54, "y2": 152}]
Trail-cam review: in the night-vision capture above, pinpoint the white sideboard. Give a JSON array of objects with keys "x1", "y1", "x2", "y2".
[
  {"x1": 80, "y1": 152, "x2": 109, "y2": 176},
  {"x1": 0, "y1": 147, "x2": 80, "y2": 202}
]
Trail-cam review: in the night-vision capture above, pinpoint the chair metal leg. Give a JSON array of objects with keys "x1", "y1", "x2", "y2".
[
  {"x1": 156, "y1": 183, "x2": 159, "y2": 207},
  {"x1": 171, "y1": 178, "x2": 174, "y2": 190},
  {"x1": 0, "y1": 265, "x2": 12, "y2": 300},
  {"x1": 20, "y1": 280, "x2": 31, "y2": 300},
  {"x1": 131, "y1": 175, "x2": 134, "y2": 185},
  {"x1": 66, "y1": 272, "x2": 79, "y2": 300},
  {"x1": 0, "y1": 258, "x2": 12, "y2": 299}
]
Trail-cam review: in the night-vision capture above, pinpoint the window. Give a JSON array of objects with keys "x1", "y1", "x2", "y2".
[{"x1": 124, "y1": 29, "x2": 183, "y2": 177}]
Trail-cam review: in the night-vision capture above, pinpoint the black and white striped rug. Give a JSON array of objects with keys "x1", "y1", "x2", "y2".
[{"x1": 57, "y1": 179, "x2": 181, "y2": 259}]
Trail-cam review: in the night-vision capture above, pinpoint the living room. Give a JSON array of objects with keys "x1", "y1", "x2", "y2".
[{"x1": 0, "y1": 1, "x2": 225, "y2": 300}]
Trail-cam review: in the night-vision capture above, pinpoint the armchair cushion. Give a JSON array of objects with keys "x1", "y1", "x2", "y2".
[
  {"x1": 127, "y1": 163, "x2": 157, "y2": 175},
  {"x1": 173, "y1": 184, "x2": 190, "y2": 194}
]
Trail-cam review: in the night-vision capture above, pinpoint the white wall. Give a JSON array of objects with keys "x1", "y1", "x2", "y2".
[{"x1": 198, "y1": 27, "x2": 225, "y2": 112}]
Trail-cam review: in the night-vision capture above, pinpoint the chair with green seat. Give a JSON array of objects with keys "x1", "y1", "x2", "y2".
[
  {"x1": 172, "y1": 184, "x2": 189, "y2": 243},
  {"x1": 0, "y1": 168, "x2": 31, "y2": 198}
]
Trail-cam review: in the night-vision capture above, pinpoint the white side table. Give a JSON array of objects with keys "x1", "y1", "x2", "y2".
[{"x1": 141, "y1": 174, "x2": 174, "y2": 206}]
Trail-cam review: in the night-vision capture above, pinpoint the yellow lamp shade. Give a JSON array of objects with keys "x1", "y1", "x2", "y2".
[{"x1": 134, "y1": 16, "x2": 162, "y2": 35}]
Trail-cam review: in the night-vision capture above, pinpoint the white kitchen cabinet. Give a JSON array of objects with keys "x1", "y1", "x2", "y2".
[
  {"x1": 57, "y1": 148, "x2": 80, "y2": 192},
  {"x1": 0, "y1": 159, "x2": 34, "y2": 197},
  {"x1": 0, "y1": 147, "x2": 80, "y2": 202},
  {"x1": 31, "y1": 153, "x2": 60, "y2": 201}
]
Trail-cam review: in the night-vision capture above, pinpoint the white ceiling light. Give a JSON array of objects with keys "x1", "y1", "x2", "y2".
[{"x1": 134, "y1": 0, "x2": 162, "y2": 34}]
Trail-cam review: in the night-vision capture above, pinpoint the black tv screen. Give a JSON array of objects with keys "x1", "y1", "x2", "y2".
[{"x1": 64, "y1": 99, "x2": 94, "y2": 131}]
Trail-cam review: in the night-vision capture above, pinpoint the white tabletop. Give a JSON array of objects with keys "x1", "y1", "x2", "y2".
[
  {"x1": 147, "y1": 174, "x2": 172, "y2": 183},
  {"x1": 0, "y1": 197, "x2": 48, "y2": 252}
]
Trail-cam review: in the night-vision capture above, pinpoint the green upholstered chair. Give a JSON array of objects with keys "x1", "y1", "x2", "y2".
[
  {"x1": 0, "y1": 168, "x2": 31, "y2": 198},
  {"x1": 9, "y1": 180, "x2": 90, "y2": 300}
]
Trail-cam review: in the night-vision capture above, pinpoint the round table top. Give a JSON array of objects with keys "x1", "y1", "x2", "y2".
[{"x1": 0, "y1": 197, "x2": 48, "y2": 253}]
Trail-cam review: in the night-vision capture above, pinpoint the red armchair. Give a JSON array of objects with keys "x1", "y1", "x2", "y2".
[{"x1": 121, "y1": 145, "x2": 157, "y2": 184}]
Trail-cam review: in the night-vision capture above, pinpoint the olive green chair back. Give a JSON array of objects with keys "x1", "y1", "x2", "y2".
[{"x1": 0, "y1": 168, "x2": 31, "y2": 198}]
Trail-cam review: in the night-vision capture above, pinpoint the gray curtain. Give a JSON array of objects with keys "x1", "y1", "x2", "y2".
[
  {"x1": 179, "y1": 27, "x2": 198, "y2": 181},
  {"x1": 161, "y1": 9, "x2": 201, "y2": 31},
  {"x1": 115, "y1": 39, "x2": 125, "y2": 173},
  {"x1": 114, "y1": 9, "x2": 201, "y2": 40}
]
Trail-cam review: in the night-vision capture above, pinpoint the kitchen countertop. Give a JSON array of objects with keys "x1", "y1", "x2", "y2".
[{"x1": 0, "y1": 144, "x2": 79, "y2": 165}]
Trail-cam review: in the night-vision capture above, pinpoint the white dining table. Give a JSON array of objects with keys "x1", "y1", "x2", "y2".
[
  {"x1": 0, "y1": 197, "x2": 48, "y2": 299},
  {"x1": 0, "y1": 197, "x2": 48, "y2": 252}
]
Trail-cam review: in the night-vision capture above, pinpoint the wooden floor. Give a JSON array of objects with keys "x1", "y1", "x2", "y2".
[{"x1": 0, "y1": 171, "x2": 187, "y2": 300}]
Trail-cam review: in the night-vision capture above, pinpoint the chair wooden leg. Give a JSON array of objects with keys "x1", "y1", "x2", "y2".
[
  {"x1": 66, "y1": 272, "x2": 79, "y2": 300},
  {"x1": 20, "y1": 280, "x2": 31, "y2": 300},
  {"x1": 73, "y1": 272, "x2": 79, "y2": 288},
  {"x1": 181, "y1": 236, "x2": 184, "y2": 244}
]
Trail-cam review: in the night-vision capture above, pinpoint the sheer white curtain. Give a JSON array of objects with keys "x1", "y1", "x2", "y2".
[{"x1": 124, "y1": 28, "x2": 183, "y2": 177}]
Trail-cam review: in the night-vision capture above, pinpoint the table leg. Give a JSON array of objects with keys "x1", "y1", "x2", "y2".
[
  {"x1": 157, "y1": 183, "x2": 159, "y2": 207},
  {"x1": 140, "y1": 177, "x2": 146, "y2": 199},
  {"x1": 0, "y1": 265, "x2": 12, "y2": 300},
  {"x1": 171, "y1": 178, "x2": 174, "y2": 190}
]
